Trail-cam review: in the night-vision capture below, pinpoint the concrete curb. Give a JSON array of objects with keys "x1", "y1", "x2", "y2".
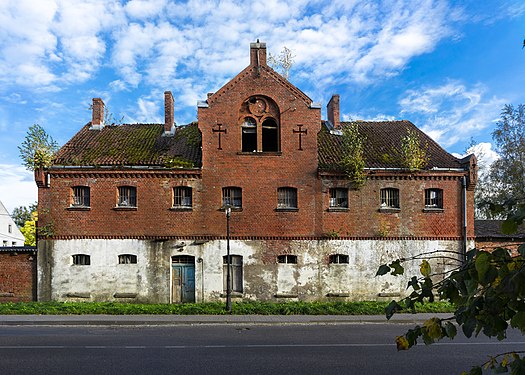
[{"x1": 0, "y1": 313, "x2": 452, "y2": 326}]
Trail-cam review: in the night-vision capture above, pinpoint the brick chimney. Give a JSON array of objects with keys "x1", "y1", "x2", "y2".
[
  {"x1": 327, "y1": 94, "x2": 340, "y2": 129},
  {"x1": 250, "y1": 40, "x2": 267, "y2": 68},
  {"x1": 164, "y1": 91, "x2": 174, "y2": 135},
  {"x1": 91, "y1": 98, "x2": 105, "y2": 130}
]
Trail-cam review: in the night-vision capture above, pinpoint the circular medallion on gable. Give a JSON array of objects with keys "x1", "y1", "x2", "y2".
[{"x1": 248, "y1": 97, "x2": 267, "y2": 116}]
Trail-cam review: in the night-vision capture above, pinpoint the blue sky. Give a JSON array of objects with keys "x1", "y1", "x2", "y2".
[{"x1": 0, "y1": 0, "x2": 524, "y2": 213}]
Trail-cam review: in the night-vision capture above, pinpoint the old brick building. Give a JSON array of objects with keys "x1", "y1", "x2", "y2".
[{"x1": 36, "y1": 42, "x2": 477, "y2": 303}]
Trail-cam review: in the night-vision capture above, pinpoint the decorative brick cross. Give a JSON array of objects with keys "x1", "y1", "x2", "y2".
[
  {"x1": 293, "y1": 124, "x2": 307, "y2": 150},
  {"x1": 212, "y1": 123, "x2": 227, "y2": 150}
]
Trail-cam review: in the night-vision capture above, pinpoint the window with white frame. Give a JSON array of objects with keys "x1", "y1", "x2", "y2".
[
  {"x1": 72, "y1": 186, "x2": 90, "y2": 207},
  {"x1": 380, "y1": 188, "x2": 400, "y2": 209},
  {"x1": 118, "y1": 186, "x2": 137, "y2": 207},
  {"x1": 173, "y1": 187, "x2": 192, "y2": 208},
  {"x1": 329, "y1": 254, "x2": 349, "y2": 264},
  {"x1": 425, "y1": 188, "x2": 443, "y2": 209},
  {"x1": 222, "y1": 187, "x2": 242, "y2": 208},
  {"x1": 223, "y1": 255, "x2": 243, "y2": 293},
  {"x1": 277, "y1": 187, "x2": 297, "y2": 209},
  {"x1": 329, "y1": 188, "x2": 348, "y2": 208},
  {"x1": 277, "y1": 254, "x2": 297, "y2": 264},
  {"x1": 72, "y1": 254, "x2": 90, "y2": 265}
]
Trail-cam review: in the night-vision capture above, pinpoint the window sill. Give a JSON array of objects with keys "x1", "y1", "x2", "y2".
[
  {"x1": 170, "y1": 207, "x2": 193, "y2": 212},
  {"x1": 275, "y1": 207, "x2": 299, "y2": 212},
  {"x1": 423, "y1": 207, "x2": 444, "y2": 213},
  {"x1": 219, "y1": 206, "x2": 243, "y2": 212},
  {"x1": 67, "y1": 206, "x2": 90, "y2": 211},
  {"x1": 237, "y1": 151, "x2": 282, "y2": 156},
  {"x1": 274, "y1": 293, "x2": 298, "y2": 298},
  {"x1": 378, "y1": 207, "x2": 400, "y2": 213},
  {"x1": 326, "y1": 292, "x2": 350, "y2": 297},
  {"x1": 113, "y1": 206, "x2": 138, "y2": 211},
  {"x1": 327, "y1": 207, "x2": 348, "y2": 212}
]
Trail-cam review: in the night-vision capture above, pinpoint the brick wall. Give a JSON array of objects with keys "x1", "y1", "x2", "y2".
[{"x1": 0, "y1": 250, "x2": 37, "y2": 302}]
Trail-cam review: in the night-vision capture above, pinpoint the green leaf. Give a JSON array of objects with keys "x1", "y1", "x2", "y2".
[
  {"x1": 444, "y1": 321, "x2": 457, "y2": 339},
  {"x1": 385, "y1": 300, "x2": 403, "y2": 320},
  {"x1": 518, "y1": 244, "x2": 525, "y2": 257},
  {"x1": 511, "y1": 311, "x2": 525, "y2": 333},
  {"x1": 501, "y1": 219, "x2": 518, "y2": 235},
  {"x1": 475, "y1": 252, "x2": 490, "y2": 282},
  {"x1": 420, "y1": 260, "x2": 431, "y2": 277},
  {"x1": 376, "y1": 264, "x2": 390, "y2": 276},
  {"x1": 390, "y1": 260, "x2": 404, "y2": 276}
]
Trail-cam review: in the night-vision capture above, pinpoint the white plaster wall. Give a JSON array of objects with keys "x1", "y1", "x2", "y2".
[
  {"x1": 0, "y1": 201, "x2": 25, "y2": 246},
  {"x1": 43, "y1": 238, "x2": 471, "y2": 303}
]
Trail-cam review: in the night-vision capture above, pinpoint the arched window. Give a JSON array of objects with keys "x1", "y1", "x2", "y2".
[
  {"x1": 241, "y1": 117, "x2": 257, "y2": 152},
  {"x1": 262, "y1": 118, "x2": 278, "y2": 152}
]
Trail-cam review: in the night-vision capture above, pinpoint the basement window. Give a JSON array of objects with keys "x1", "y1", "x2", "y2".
[
  {"x1": 72, "y1": 254, "x2": 90, "y2": 266},
  {"x1": 277, "y1": 255, "x2": 297, "y2": 264},
  {"x1": 329, "y1": 254, "x2": 349, "y2": 264},
  {"x1": 118, "y1": 254, "x2": 137, "y2": 264}
]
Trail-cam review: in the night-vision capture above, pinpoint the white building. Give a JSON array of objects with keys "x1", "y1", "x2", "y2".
[{"x1": 0, "y1": 200, "x2": 25, "y2": 247}]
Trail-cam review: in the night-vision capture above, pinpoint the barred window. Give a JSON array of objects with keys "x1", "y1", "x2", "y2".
[
  {"x1": 380, "y1": 188, "x2": 399, "y2": 209},
  {"x1": 72, "y1": 254, "x2": 90, "y2": 265},
  {"x1": 118, "y1": 254, "x2": 137, "y2": 264},
  {"x1": 329, "y1": 188, "x2": 348, "y2": 208},
  {"x1": 222, "y1": 187, "x2": 242, "y2": 208},
  {"x1": 277, "y1": 255, "x2": 297, "y2": 264},
  {"x1": 425, "y1": 188, "x2": 443, "y2": 209},
  {"x1": 173, "y1": 187, "x2": 192, "y2": 208},
  {"x1": 72, "y1": 186, "x2": 90, "y2": 207},
  {"x1": 277, "y1": 187, "x2": 297, "y2": 209},
  {"x1": 223, "y1": 255, "x2": 243, "y2": 293},
  {"x1": 329, "y1": 254, "x2": 349, "y2": 264},
  {"x1": 118, "y1": 186, "x2": 137, "y2": 207}
]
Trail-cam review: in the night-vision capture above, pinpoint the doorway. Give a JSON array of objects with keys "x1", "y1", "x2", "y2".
[{"x1": 171, "y1": 255, "x2": 195, "y2": 303}]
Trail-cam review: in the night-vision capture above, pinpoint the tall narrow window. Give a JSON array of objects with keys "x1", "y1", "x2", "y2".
[
  {"x1": 173, "y1": 187, "x2": 192, "y2": 208},
  {"x1": 118, "y1": 186, "x2": 137, "y2": 207},
  {"x1": 8, "y1": 224, "x2": 12, "y2": 233},
  {"x1": 425, "y1": 188, "x2": 443, "y2": 209},
  {"x1": 380, "y1": 188, "x2": 399, "y2": 209},
  {"x1": 72, "y1": 186, "x2": 90, "y2": 207},
  {"x1": 262, "y1": 118, "x2": 279, "y2": 152},
  {"x1": 329, "y1": 188, "x2": 348, "y2": 208},
  {"x1": 222, "y1": 187, "x2": 242, "y2": 208},
  {"x1": 277, "y1": 255, "x2": 297, "y2": 264},
  {"x1": 72, "y1": 254, "x2": 90, "y2": 265},
  {"x1": 277, "y1": 187, "x2": 297, "y2": 209},
  {"x1": 223, "y1": 255, "x2": 243, "y2": 293},
  {"x1": 241, "y1": 117, "x2": 257, "y2": 152}
]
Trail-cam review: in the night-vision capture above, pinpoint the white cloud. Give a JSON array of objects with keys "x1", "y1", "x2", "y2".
[
  {"x1": 0, "y1": 164, "x2": 37, "y2": 214},
  {"x1": 125, "y1": 0, "x2": 167, "y2": 19},
  {"x1": 398, "y1": 81, "x2": 506, "y2": 147}
]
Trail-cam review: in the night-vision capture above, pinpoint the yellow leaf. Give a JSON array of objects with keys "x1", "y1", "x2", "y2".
[
  {"x1": 420, "y1": 260, "x2": 431, "y2": 277},
  {"x1": 396, "y1": 335, "x2": 409, "y2": 351},
  {"x1": 423, "y1": 317, "x2": 442, "y2": 339}
]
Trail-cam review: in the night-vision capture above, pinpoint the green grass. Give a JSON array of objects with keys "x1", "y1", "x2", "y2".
[{"x1": 0, "y1": 301, "x2": 455, "y2": 315}]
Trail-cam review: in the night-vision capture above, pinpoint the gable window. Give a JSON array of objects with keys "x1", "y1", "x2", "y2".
[
  {"x1": 380, "y1": 188, "x2": 399, "y2": 209},
  {"x1": 262, "y1": 118, "x2": 279, "y2": 152},
  {"x1": 329, "y1": 254, "x2": 349, "y2": 264},
  {"x1": 277, "y1": 187, "x2": 297, "y2": 209},
  {"x1": 173, "y1": 187, "x2": 192, "y2": 208},
  {"x1": 118, "y1": 254, "x2": 137, "y2": 264},
  {"x1": 72, "y1": 186, "x2": 90, "y2": 207},
  {"x1": 72, "y1": 254, "x2": 90, "y2": 265},
  {"x1": 329, "y1": 188, "x2": 348, "y2": 209},
  {"x1": 118, "y1": 186, "x2": 137, "y2": 207},
  {"x1": 222, "y1": 187, "x2": 242, "y2": 209},
  {"x1": 425, "y1": 188, "x2": 443, "y2": 209},
  {"x1": 8, "y1": 224, "x2": 12, "y2": 233},
  {"x1": 241, "y1": 117, "x2": 257, "y2": 152},
  {"x1": 223, "y1": 255, "x2": 243, "y2": 293},
  {"x1": 277, "y1": 255, "x2": 297, "y2": 264}
]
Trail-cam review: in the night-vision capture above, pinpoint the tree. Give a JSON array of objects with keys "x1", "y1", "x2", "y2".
[
  {"x1": 340, "y1": 123, "x2": 366, "y2": 188},
  {"x1": 20, "y1": 211, "x2": 37, "y2": 246},
  {"x1": 18, "y1": 124, "x2": 59, "y2": 171},
  {"x1": 478, "y1": 105, "x2": 525, "y2": 219},
  {"x1": 377, "y1": 211, "x2": 525, "y2": 374},
  {"x1": 268, "y1": 46, "x2": 295, "y2": 79},
  {"x1": 11, "y1": 203, "x2": 37, "y2": 228}
]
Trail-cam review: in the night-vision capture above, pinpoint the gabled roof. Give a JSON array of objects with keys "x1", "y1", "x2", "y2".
[
  {"x1": 54, "y1": 123, "x2": 202, "y2": 167},
  {"x1": 318, "y1": 120, "x2": 463, "y2": 171}
]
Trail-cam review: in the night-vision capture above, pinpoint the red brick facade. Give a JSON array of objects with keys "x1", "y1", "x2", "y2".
[{"x1": 0, "y1": 249, "x2": 37, "y2": 302}]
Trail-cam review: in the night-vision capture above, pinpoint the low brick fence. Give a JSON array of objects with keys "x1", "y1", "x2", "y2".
[{"x1": 0, "y1": 247, "x2": 37, "y2": 302}]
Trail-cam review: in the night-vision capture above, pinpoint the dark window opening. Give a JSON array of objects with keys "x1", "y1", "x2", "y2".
[
  {"x1": 72, "y1": 186, "x2": 90, "y2": 207},
  {"x1": 425, "y1": 188, "x2": 443, "y2": 209},
  {"x1": 329, "y1": 188, "x2": 348, "y2": 208},
  {"x1": 277, "y1": 187, "x2": 297, "y2": 209},
  {"x1": 118, "y1": 254, "x2": 137, "y2": 264},
  {"x1": 277, "y1": 255, "x2": 297, "y2": 264},
  {"x1": 242, "y1": 117, "x2": 257, "y2": 152},
  {"x1": 329, "y1": 254, "x2": 349, "y2": 264},
  {"x1": 223, "y1": 255, "x2": 243, "y2": 293},
  {"x1": 262, "y1": 118, "x2": 279, "y2": 152},
  {"x1": 72, "y1": 254, "x2": 90, "y2": 265}
]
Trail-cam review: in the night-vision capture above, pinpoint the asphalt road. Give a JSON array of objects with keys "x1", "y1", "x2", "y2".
[{"x1": 0, "y1": 323, "x2": 522, "y2": 375}]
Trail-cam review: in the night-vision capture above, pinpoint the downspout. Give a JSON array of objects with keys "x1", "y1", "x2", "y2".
[{"x1": 461, "y1": 176, "x2": 467, "y2": 263}]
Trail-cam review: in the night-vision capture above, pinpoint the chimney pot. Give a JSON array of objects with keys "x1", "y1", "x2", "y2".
[{"x1": 327, "y1": 94, "x2": 340, "y2": 129}]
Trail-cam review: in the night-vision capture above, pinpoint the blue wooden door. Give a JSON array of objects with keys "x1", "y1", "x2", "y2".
[{"x1": 171, "y1": 256, "x2": 195, "y2": 303}]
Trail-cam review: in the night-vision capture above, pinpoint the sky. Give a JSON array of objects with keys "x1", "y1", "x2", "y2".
[{"x1": 0, "y1": 0, "x2": 524, "y2": 214}]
